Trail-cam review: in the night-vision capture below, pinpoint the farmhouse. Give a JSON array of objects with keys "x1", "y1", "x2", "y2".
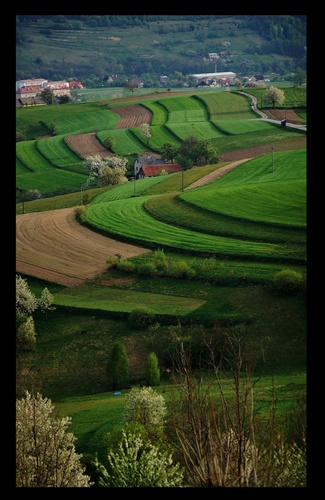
[{"x1": 137, "y1": 164, "x2": 182, "y2": 179}]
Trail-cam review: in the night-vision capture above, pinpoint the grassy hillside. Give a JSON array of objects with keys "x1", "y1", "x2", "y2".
[{"x1": 16, "y1": 86, "x2": 307, "y2": 473}]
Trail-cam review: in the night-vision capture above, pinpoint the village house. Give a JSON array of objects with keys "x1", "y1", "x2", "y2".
[{"x1": 137, "y1": 164, "x2": 182, "y2": 179}]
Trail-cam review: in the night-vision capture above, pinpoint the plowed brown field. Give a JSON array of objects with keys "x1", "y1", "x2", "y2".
[
  {"x1": 110, "y1": 104, "x2": 152, "y2": 128},
  {"x1": 16, "y1": 208, "x2": 151, "y2": 286},
  {"x1": 65, "y1": 132, "x2": 112, "y2": 159}
]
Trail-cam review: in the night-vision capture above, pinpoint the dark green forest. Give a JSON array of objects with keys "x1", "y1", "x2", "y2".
[{"x1": 16, "y1": 15, "x2": 306, "y2": 88}]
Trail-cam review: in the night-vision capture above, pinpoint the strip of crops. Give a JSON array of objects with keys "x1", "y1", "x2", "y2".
[
  {"x1": 182, "y1": 180, "x2": 305, "y2": 227},
  {"x1": 16, "y1": 168, "x2": 88, "y2": 193},
  {"x1": 210, "y1": 128, "x2": 305, "y2": 154},
  {"x1": 131, "y1": 125, "x2": 181, "y2": 150},
  {"x1": 211, "y1": 119, "x2": 277, "y2": 135},
  {"x1": 97, "y1": 128, "x2": 145, "y2": 156},
  {"x1": 16, "y1": 101, "x2": 108, "y2": 133},
  {"x1": 166, "y1": 121, "x2": 224, "y2": 140},
  {"x1": 141, "y1": 101, "x2": 168, "y2": 125},
  {"x1": 83, "y1": 196, "x2": 305, "y2": 262},
  {"x1": 16, "y1": 140, "x2": 54, "y2": 172},
  {"x1": 91, "y1": 176, "x2": 171, "y2": 203},
  {"x1": 16, "y1": 157, "x2": 31, "y2": 175},
  {"x1": 53, "y1": 287, "x2": 206, "y2": 316},
  {"x1": 52, "y1": 109, "x2": 119, "y2": 135},
  {"x1": 144, "y1": 193, "x2": 306, "y2": 244},
  {"x1": 246, "y1": 88, "x2": 307, "y2": 108},
  {"x1": 158, "y1": 95, "x2": 208, "y2": 124},
  {"x1": 195, "y1": 91, "x2": 255, "y2": 120},
  {"x1": 203, "y1": 149, "x2": 306, "y2": 188},
  {"x1": 36, "y1": 135, "x2": 84, "y2": 170}
]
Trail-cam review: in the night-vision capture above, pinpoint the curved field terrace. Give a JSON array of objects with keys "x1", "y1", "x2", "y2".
[{"x1": 16, "y1": 208, "x2": 151, "y2": 286}]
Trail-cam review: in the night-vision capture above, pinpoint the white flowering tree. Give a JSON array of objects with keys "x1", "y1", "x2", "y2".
[
  {"x1": 93, "y1": 429, "x2": 184, "y2": 487},
  {"x1": 39, "y1": 287, "x2": 56, "y2": 319},
  {"x1": 139, "y1": 123, "x2": 151, "y2": 146},
  {"x1": 263, "y1": 86, "x2": 285, "y2": 108},
  {"x1": 16, "y1": 391, "x2": 92, "y2": 487},
  {"x1": 83, "y1": 155, "x2": 128, "y2": 187},
  {"x1": 123, "y1": 386, "x2": 166, "y2": 431},
  {"x1": 16, "y1": 316, "x2": 36, "y2": 350},
  {"x1": 16, "y1": 274, "x2": 38, "y2": 317}
]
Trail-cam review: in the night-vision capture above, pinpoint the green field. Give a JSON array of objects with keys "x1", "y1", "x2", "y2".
[
  {"x1": 16, "y1": 88, "x2": 307, "y2": 477},
  {"x1": 16, "y1": 87, "x2": 306, "y2": 197}
]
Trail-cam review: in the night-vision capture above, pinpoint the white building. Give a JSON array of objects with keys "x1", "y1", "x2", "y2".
[{"x1": 188, "y1": 72, "x2": 236, "y2": 81}]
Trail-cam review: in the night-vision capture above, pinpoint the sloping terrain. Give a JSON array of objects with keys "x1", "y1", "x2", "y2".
[
  {"x1": 65, "y1": 132, "x2": 112, "y2": 159},
  {"x1": 16, "y1": 208, "x2": 151, "y2": 286}
]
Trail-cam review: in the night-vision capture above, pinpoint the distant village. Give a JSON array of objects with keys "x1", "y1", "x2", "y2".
[
  {"x1": 16, "y1": 64, "x2": 271, "y2": 108},
  {"x1": 16, "y1": 78, "x2": 83, "y2": 107}
]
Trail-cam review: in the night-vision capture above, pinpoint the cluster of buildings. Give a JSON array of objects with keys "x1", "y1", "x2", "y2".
[{"x1": 16, "y1": 78, "x2": 83, "y2": 107}]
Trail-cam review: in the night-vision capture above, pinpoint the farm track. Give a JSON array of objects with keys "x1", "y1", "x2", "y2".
[{"x1": 185, "y1": 158, "x2": 252, "y2": 189}]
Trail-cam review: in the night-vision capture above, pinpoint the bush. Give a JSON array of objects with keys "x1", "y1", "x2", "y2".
[
  {"x1": 137, "y1": 262, "x2": 158, "y2": 277},
  {"x1": 74, "y1": 205, "x2": 86, "y2": 221},
  {"x1": 128, "y1": 308, "x2": 155, "y2": 329},
  {"x1": 116, "y1": 260, "x2": 136, "y2": 273},
  {"x1": 273, "y1": 269, "x2": 304, "y2": 295},
  {"x1": 167, "y1": 260, "x2": 196, "y2": 279}
]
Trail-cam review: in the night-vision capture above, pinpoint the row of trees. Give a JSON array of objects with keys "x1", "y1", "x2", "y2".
[{"x1": 107, "y1": 340, "x2": 160, "y2": 390}]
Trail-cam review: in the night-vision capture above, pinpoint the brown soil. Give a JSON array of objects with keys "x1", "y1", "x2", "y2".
[
  {"x1": 264, "y1": 109, "x2": 304, "y2": 124},
  {"x1": 16, "y1": 208, "x2": 151, "y2": 287},
  {"x1": 110, "y1": 104, "x2": 152, "y2": 128},
  {"x1": 65, "y1": 132, "x2": 112, "y2": 159}
]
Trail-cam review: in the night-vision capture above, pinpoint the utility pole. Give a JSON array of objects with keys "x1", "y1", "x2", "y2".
[
  {"x1": 181, "y1": 168, "x2": 184, "y2": 191},
  {"x1": 80, "y1": 183, "x2": 83, "y2": 205}
]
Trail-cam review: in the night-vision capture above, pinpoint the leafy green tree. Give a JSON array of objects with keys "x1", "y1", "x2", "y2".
[
  {"x1": 106, "y1": 341, "x2": 129, "y2": 390},
  {"x1": 161, "y1": 142, "x2": 178, "y2": 163},
  {"x1": 291, "y1": 69, "x2": 306, "y2": 87},
  {"x1": 175, "y1": 135, "x2": 218, "y2": 168},
  {"x1": 92, "y1": 429, "x2": 184, "y2": 487},
  {"x1": 263, "y1": 86, "x2": 285, "y2": 108},
  {"x1": 40, "y1": 88, "x2": 55, "y2": 105},
  {"x1": 16, "y1": 391, "x2": 92, "y2": 487},
  {"x1": 145, "y1": 352, "x2": 161, "y2": 386}
]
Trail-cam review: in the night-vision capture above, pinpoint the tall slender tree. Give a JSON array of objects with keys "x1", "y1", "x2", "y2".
[{"x1": 106, "y1": 341, "x2": 129, "y2": 390}]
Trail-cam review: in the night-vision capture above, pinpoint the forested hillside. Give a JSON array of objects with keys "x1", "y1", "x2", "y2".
[{"x1": 16, "y1": 15, "x2": 306, "y2": 88}]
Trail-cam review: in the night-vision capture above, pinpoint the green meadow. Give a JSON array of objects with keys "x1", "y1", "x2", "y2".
[{"x1": 16, "y1": 87, "x2": 306, "y2": 464}]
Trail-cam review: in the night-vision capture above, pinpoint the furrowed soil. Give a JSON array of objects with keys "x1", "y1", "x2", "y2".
[
  {"x1": 65, "y1": 132, "x2": 112, "y2": 159},
  {"x1": 16, "y1": 208, "x2": 151, "y2": 287}
]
